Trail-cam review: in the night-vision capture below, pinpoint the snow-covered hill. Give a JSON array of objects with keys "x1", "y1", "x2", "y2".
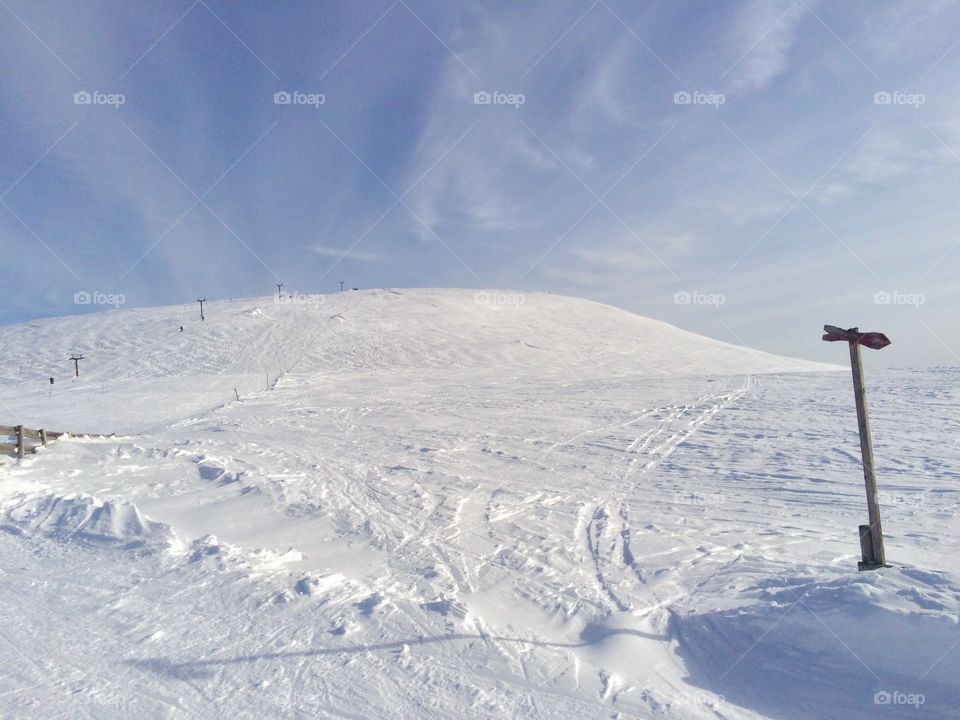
[
  {"x1": 0, "y1": 289, "x2": 833, "y2": 432},
  {"x1": 1, "y1": 288, "x2": 834, "y2": 378},
  {"x1": 0, "y1": 290, "x2": 956, "y2": 719}
]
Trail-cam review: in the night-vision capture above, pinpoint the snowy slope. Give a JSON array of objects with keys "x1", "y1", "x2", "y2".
[
  {"x1": 0, "y1": 289, "x2": 833, "y2": 433},
  {"x1": 0, "y1": 290, "x2": 957, "y2": 719}
]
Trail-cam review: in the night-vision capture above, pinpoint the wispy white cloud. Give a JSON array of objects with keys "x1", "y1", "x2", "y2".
[
  {"x1": 724, "y1": 0, "x2": 810, "y2": 92},
  {"x1": 307, "y1": 244, "x2": 385, "y2": 263},
  {"x1": 4, "y1": 0, "x2": 960, "y2": 362},
  {"x1": 843, "y1": 131, "x2": 925, "y2": 184},
  {"x1": 811, "y1": 127, "x2": 953, "y2": 203}
]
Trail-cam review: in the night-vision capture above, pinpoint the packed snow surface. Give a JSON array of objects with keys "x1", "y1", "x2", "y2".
[{"x1": 0, "y1": 289, "x2": 956, "y2": 719}]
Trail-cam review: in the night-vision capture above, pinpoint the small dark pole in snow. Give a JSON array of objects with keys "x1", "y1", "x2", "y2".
[
  {"x1": 822, "y1": 325, "x2": 892, "y2": 571},
  {"x1": 70, "y1": 354, "x2": 84, "y2": 377},
  {"x1": 339, "y1": 281, "x2": 344, "y2": 292},
  {"x1": 234, "y1": 388, "x2": 240, "y2": 401},
  {"x1": 277, "y1": 283, "x2": 283, "y2": 300},
  {"x1": 197, "y1": 298, "x2": 206, "y2": 321}
]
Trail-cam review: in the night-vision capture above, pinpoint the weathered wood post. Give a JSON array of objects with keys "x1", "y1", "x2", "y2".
[
  {"x1": 822, "y1": 325, "x2": 891, "y2": 571},
  {"x1": 40, "y1": 429, "x2": 48, "y2": 447},
  {"x1": 16, "y1": 425, "x2": 25, "y2": 460}
]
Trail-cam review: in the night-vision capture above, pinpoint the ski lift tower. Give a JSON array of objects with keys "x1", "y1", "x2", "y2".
[{"x1": 69, "y1": 354, "x2": 84, "y2": 377}]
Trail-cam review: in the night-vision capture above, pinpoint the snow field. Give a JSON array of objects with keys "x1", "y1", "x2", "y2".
[{"x1": 0, "y1": 290, "x2": 956, "y2": 718}]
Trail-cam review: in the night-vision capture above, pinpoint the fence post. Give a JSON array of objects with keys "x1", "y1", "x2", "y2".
[
  {"x1": 16, "y1": 425, "x2": 24, "y2": 459},
  {"x1": 40, "y1": 429, "x2": 48, "y2": 447}
]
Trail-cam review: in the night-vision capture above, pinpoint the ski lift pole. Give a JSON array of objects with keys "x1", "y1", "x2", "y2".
[
  {"x1": 822, "y1": 325, "x2": 891, "y2": 570},
  {"x1": 70, "y1": 354, "x2": 84, "y2": 378}
]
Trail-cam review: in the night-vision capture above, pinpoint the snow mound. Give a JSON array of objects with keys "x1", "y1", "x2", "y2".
[
  {"x1": 674, "y1": 569, "x2": 960, "y2": 719},
  {"x1": 2, "y1": 493, "x2": 176, "y2": 552}
]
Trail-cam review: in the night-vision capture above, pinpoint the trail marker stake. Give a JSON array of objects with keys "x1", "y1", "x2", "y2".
[
  {"x1": 277, "y1": 283, "x2": 283, "y2": 300},
  {"x1": 822, "y1": 325, "x2": 891, "y2": 571}
]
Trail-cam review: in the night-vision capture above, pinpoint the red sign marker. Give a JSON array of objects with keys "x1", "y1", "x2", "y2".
[
  {"x1": 857, "y1": 332, "x2": 891, "y2": 350},
  {"x1": 821, "y1": 326, "x2": 891, "y2": 350}
]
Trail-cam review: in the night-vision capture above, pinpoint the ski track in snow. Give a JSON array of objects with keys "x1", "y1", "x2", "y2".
[{"x1": 0, "y1": 290, "x2": 957, "y2": 719}]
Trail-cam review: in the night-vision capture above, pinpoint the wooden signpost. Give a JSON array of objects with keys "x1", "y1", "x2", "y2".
[{"x1": 822, "y1": 325, "x2": 891, "y2": 571}]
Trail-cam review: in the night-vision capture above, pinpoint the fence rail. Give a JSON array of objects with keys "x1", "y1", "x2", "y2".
[{"x1": 0, "y1": 424, "x2": 113, "y2": 459}]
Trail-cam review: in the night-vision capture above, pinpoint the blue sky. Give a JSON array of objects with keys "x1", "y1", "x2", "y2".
[{"x1": 1, "y1": 0, "x2": 958, "y2": 366}]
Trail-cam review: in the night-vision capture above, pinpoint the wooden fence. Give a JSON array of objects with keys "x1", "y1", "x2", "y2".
[{"x1": 0, "y1": 424, "x2": 114, "y2": 459}]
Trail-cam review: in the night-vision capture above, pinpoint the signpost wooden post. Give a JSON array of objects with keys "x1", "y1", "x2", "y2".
[{"x1": 822, "y1": 325, "x2": 891, "y2": 571}]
